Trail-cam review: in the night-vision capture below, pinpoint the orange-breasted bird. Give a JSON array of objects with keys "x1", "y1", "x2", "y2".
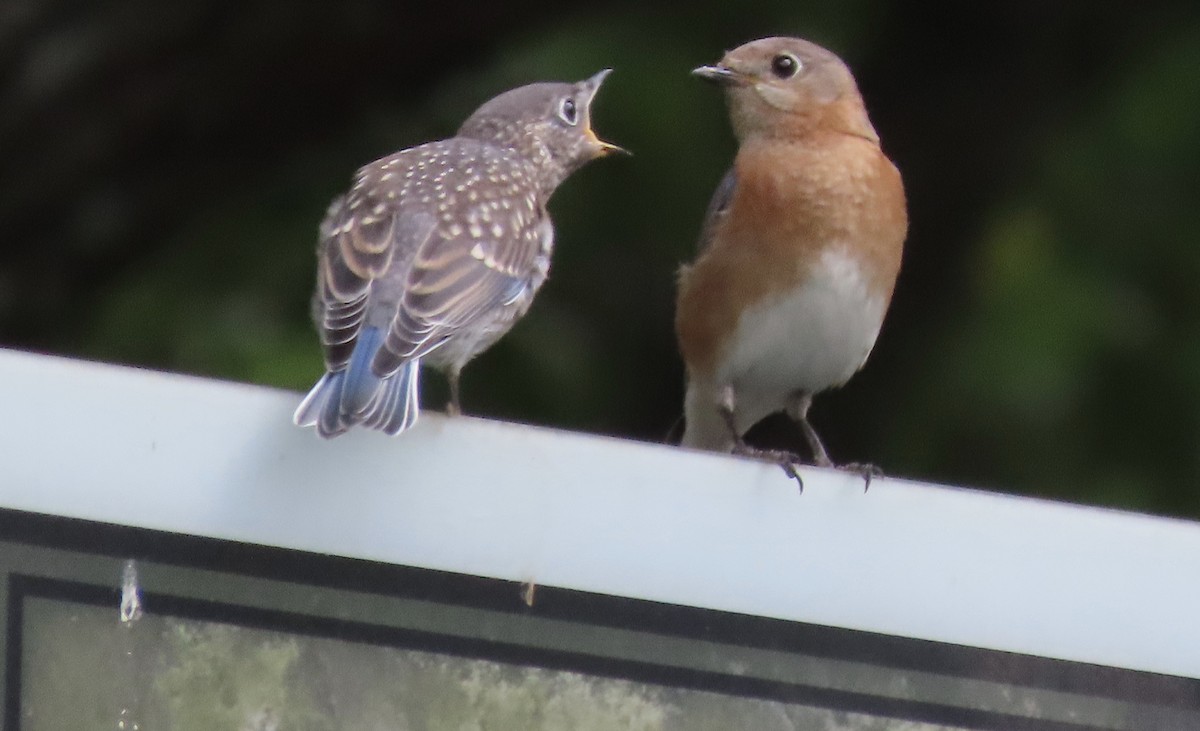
[{"x1": 675, "y1": 37, "x2": 907, "y2": 478}]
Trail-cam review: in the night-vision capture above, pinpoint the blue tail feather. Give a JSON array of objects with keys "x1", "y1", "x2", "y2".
[
  {"x1": 294, "y1": 326, "x2": 423, "y2": 438},
  {"x1": 293, "y1": 371, "x2": 338, "y2": 428},
  {"x1": 376, "y1": 360, "x2": 421, "y2": 435},
  {"x1": 341, "y1": 326, "x2": 386, "y2": 416}
]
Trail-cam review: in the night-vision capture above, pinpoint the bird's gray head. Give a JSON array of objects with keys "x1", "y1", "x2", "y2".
[
  {"x1": 457, "y1": 70, "x2": 625, "y2": 193},
  {"x1": 693, "y1": 37, "x2": 878, "y2": 145}
]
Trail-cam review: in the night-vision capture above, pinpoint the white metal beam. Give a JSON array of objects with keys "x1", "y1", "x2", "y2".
[{"x1": 1, "y1": 347, "x2": 1198, "y2": 679}]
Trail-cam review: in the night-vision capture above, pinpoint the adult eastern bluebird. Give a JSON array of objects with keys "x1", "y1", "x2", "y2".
[
  {"x1": 675, "y1": 37, "x2": 907, "y2": 480},
  {"x1": 295, "y1": 71, "x2": 623, "y2": 438}
]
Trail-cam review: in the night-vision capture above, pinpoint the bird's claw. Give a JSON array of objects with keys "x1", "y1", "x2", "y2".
[
  {"x1": 733, "y1": 444, "x2": 806, "y2": 492},
  {"x1": 841, "y1": 462, "x2": 883, "y2": 491}
]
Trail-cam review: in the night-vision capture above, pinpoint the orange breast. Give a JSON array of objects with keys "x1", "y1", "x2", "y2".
[{"x1": 676, "y1": 134, "x2": 907, "y2": 379}]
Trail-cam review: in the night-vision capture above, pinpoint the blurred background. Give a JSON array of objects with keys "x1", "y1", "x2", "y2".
[{"x1": 2, "y1": 1, "x2": 1198, "y2": 517}]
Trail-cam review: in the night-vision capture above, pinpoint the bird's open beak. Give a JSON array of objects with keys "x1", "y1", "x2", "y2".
[
  {"x1": 583, "y1": 68, "x2": 631, "y2": 157},
  {"x1": 585, "y1": 68, "x2": 614, "y2": 97},
  {"x1": 593, "y1": 137, "x2": 630, "y2": 157},
  {"x1": 692, "y1": 64, "x2": 746, "y2": 87}
]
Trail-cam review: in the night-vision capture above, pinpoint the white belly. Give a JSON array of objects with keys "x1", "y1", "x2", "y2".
[{"x1": 719, "y1": 247, "x2": 887, "y2": 430}]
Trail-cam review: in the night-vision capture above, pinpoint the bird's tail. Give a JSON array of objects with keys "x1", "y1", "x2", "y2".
[{"x1": 293, "y1": 327, "x2": 422, "y2": 438}]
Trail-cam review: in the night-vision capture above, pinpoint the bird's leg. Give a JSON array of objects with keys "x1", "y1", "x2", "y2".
[
  {"x1": 446, "y1": 368, "x2": 463, "y2": 417},
  {"x1": 717, "y1": 385, "x2": 739, "y2": 441},
  {"x1": 784, "y1": 392, "x2": 833, "y2": 468},
  {"x1": 720, "y1": 386, "x2": 805, "y2": 490},
  {"x1": 785, "y1": 392, "x2": 882, "y2": 491}
]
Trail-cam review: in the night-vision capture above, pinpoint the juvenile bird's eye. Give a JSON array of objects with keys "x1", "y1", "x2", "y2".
[
  {"x1": 558, "y1": 97, "x2": 578, "y2": 125},
  {"x1": 770, "y1": 53, "x2": 801, "y2": 79}
]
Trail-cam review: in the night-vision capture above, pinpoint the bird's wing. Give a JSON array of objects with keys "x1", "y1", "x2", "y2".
[
  {"x1": 696, "y1": 167, "x2": 737, "y2": 253},
  {"x1": 313, "y1": 165, "x2": 438, "y2": 373},
  {"x1": 375, "y1": 218, "x2": 548, "y2": 372}
]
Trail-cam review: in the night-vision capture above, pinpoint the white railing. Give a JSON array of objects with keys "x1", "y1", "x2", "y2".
[{"x1": 1, "y1": 347, "x2": 1198, "y2": 679}]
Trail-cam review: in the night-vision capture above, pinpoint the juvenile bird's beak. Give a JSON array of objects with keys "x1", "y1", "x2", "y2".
[
  {"x1": 585, "y1": 68, "x2": 614, "y2": 96},
  {"x1": 692, "y1": 64, "x2": 745, "y2": 86},
  {"x1": 583, "y1": 68, "x2": 631, "y2": 157},
  {"x1": 594, "y1": 138, "x2": 631, "y2": 157}
]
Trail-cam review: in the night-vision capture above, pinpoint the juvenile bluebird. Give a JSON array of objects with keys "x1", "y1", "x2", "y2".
[
  {"x1": 675, "y1": 38, "x2": 907, "y2": 479},
  {"x1": 295, "y1": 71, "x2": 622, "y2": 438}
]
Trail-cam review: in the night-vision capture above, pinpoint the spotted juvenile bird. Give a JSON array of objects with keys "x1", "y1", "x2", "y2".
[
  {"x1": 675, "y1": 38, "x2": 907, "y2": 476},
  {"x1": 295, "y1": 71, "x2": 622, "y2": 438}
]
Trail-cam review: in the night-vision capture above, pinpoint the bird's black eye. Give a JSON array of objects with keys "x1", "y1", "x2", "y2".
[
  {"x1": 770, "y1": 53, "x2": 801, "y2": 79},
  {"x1": 558, "y1": 97, "x2": 578, "y2": 125}
]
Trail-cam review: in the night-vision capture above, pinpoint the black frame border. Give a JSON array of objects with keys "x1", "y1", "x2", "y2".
[{"x1": 2, "y1": 507, "x2": 1197, "y2": 731}]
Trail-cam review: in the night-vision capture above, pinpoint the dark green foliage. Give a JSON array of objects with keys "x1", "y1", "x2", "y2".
[{"x1": 3, "y1": 1, "x2": 1198, "y2": 516}]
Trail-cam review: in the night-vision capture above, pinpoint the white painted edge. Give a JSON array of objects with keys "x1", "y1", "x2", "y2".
[{"x1": 2, "y1": 347, "x2": 1199, "y2": 679}]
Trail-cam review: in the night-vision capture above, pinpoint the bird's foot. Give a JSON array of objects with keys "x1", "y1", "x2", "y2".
[
  {"x1": 839, "y1": 462, "x2": 883, "y2": 491},
  {"x1": 732, "y1": 443, "x2": 806, "y2": 492},
  {"x1": 719, "y1": 387, "x2": 804, "y2": 490}
]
